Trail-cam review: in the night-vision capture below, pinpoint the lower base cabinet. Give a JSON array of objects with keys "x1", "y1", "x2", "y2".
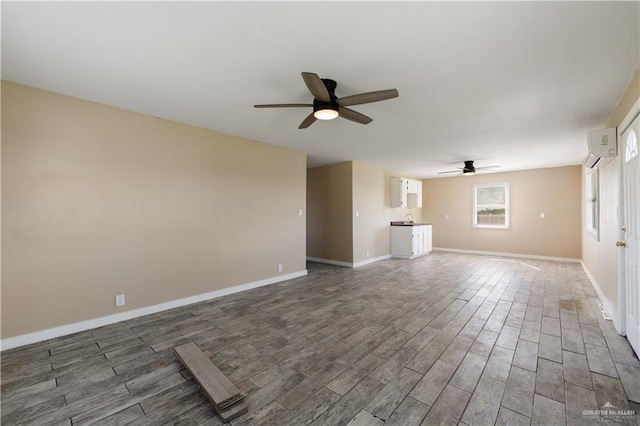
[{"x1": 390, "y1": 225, "x2": 432, "y2": 259}]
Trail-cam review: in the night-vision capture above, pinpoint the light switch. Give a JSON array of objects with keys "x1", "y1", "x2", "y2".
[
  {"x1": 540, "y1": 213, "x2": 545, "y2": 219},
  {"x1": 445, "y1": 214, "x2": 450, "y2": 220},
  {"x1": 355, "y1": 210, "x2": 360, "y2": 217}
]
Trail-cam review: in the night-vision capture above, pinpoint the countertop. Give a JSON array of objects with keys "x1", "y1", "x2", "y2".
[{"x1": 390, "y1": 222, "x2": 433, "y2": 226}]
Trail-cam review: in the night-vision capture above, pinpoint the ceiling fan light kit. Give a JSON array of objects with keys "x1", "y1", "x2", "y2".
[
  {"x1": 314, "y1": 108, "x2": 339, "y2": 120},
  {"x1": 254, "y1": 72, "x2": 398, "y2": 129}
]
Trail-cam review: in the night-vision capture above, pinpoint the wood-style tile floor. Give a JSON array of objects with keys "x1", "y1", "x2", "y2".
[{"x1": 2, "y1": 252, "x2": 640, "y2": 425}]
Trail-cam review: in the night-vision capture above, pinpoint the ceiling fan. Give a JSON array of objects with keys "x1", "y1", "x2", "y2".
[
  {"x1": 254, "y1": 72, "x2": 399, "y2": 129},
  {"x1": 438, "y1": 160, "x2": 500, "y2": 176}
]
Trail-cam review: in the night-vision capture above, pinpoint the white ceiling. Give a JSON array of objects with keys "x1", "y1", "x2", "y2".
[{"x1": 2, "y1": 1, "x2": 639, "y2": 177}]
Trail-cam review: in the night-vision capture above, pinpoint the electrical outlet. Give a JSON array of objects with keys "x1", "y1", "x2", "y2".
[
  {"x1": 355, "y1": 210, "x2": 359, "y2": 217},
  {"x1": 277, "y1": 264, "x2": 283, "y2": 272},
  {"x1": 298, "y1": 208, "x2": 303, "y2": 217},
  {"x1": 366, "y1": 251, "x2": 370, "y2": 258},
  {"x1": 115, "y1": 294, "x2": 125, "y2": 307},
  {"x1": 445, "y1": 214, "x2": 450, "y2": 220},
  {"x1": 540, "y1": 213, "x2": 545, "y2": 219}
]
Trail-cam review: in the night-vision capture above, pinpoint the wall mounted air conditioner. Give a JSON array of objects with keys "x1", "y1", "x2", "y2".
[{"x1": 584, "y1": 127, "x2": 617, "y2": 169}]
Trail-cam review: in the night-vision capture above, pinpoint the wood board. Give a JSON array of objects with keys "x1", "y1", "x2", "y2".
[{"x1": 174, "y1": 341, "x2": 247, "y2": 421}]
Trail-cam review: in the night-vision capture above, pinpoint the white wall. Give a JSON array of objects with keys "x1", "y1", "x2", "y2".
[{"x1": 582, "y1": 67, "x2": 639, "y2": 331}]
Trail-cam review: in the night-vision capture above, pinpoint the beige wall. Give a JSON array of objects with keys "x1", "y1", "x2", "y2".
[
  {"x1": 422, "y1": 166, "x2": 582, "y2": 259},
  {"x1": 1, "y1": 81, "x2": 307, "y2": 338},
  {"x1": 307, "y1": 161, "x2": 422, "y2": 265},
  {"x1": 582, "y1": 66, "x2": 640, "y2": 327},
  {"x1": 306, "y1": 162, "x2": 353, "y2": 263}
]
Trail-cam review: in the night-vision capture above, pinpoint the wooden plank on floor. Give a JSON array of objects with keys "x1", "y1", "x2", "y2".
[
  {"x1": 173, "y1": 342, "x2": 240, "y2": 407},
  {"x1": 173, "y1": 341, "x2": 247, "y2": 421}
]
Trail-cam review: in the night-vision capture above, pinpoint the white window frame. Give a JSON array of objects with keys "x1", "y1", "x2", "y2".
[
  {"x1": 585, "y1": 168, "x2": 599, "y2": 240},
  {"x1": 473, "y1": 183, "x2": 510, "y2": 229}
]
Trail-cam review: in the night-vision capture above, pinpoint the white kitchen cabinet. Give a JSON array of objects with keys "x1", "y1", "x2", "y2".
[
  {"x1": 390, "y1": 224, "x2": 432, "y2": 259},
  {"x1": 415, "y1": 181, "x2": 422, "y2": 208},
  {"x1": 408, "y1": 179, "x2": 418, "y2": 193},
  {"x1": 391, "y1": 177, "x2": 409, "y2": 208},
  {"x1": 391, "y1": 177, "x2": 422, "y2": 208}
]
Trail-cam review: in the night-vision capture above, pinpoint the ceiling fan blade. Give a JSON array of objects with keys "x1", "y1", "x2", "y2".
[
  {"x1": 301, "y1": 72, "x2": 330, "y2": 102},
  {"x1": 254, "y1": 103, "x2": 313, "y2": 108},
  {"x1": 298, "y1": 112, "x2": 317, "y2": 129},
  {"x1": 338, "y1": 107, "x2": 373, "y2": 125},
  {"x1": 475, "y1": 165, "x2": 500, "y2": 170},
  {"x1": 337, "y1": 89, "x2": 399, "y2": 106},
  {"x1": 437, "y1": 170, "x2": 462, "y2": 175}
]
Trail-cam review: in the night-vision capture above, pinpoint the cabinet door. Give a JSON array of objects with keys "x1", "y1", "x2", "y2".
[
  {"x1": 407, "y1": 179, "x2": 414, "y2": 193},
  {"x1": 403, "y1": 179, "x2": 420, "y2": 208},
  {"x1": 425, "y1": 225, "x2": 432, "y2": 253},
  {"x1": 421, "y1": 226, "x2": 427, "y2": 254},
  {"x1": 391, "y1": 177, "x2": 407, "y2": 208},
  {"x1": 411, "y1": 226, "x2": 421, "y2": 255},
  {"x1": 391, "y1": 226, "x2": 413, "y2": 257},
  {"x1": 402, "y1": 179, "x2": 408, "y2": 207}
]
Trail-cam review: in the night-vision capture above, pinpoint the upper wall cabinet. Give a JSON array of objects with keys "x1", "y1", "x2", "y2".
[{"x1": 391, "y1": 177, "x2": 422, "y2": 208}]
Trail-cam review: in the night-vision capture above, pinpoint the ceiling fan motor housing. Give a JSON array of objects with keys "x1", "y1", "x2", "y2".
[
  {"x1": 463, "y1": 160, "x2": 476, "y2": 173},
  {"x1": 321, "y1": 78, "x2": 337, "y2": 95},
  {"x1": 313, "y1": 79, "x2": 339, "y2": 114}
]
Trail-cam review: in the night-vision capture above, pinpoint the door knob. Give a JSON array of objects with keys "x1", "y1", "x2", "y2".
[{"x1": 616, "y1": 241, "x2": 627, "y2": 247}]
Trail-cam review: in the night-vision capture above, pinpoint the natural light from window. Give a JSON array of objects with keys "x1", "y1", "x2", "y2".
[
  {"x1": 626, "y1": 129, "x2": 638, "y2": 163},
  {"x1": 585, "y1": 169, "x2": 599, "y2": 238},
  {"x1": 473, "y1": 183, "x2": 509, "y2": 229}
]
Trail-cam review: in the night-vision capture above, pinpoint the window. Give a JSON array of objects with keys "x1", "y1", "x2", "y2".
[
  {"x1": 585, "y1": 168, "x2": 599, "y2": 238},
  {"x1": 473, "y1": 183, "x2": 509, "y2": 228}
]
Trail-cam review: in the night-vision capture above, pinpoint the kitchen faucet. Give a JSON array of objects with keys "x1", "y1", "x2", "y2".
[{"x1": 405, "y1": 213, "x2": 413, "y2": 222}]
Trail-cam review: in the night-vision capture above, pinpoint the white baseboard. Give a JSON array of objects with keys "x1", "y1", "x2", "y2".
[
  {"x1": 353, "y1": 254, "x2": 391, "y2": 268},
  {"x1": 1, "y1": 270, "x2": 308, "y2": 351},
  {"x1": 433, "y1": 247, "x2": 581, "y2": 263},
  {"x1": 390, "y1": 251, "x2": 430, "y2": 260},
  {"x1": 306, "y1": 256, "x2": 353, "y2": 268},
  {"x1": 580, "y1": 261, "x2": 620, "y2": 333},
  {"x1": 307, "y1": 255, "x2": 391, "y2": 269}
]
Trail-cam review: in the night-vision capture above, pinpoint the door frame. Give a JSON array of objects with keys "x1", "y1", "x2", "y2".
[{"x1": 617, "y1": 97, "x2": 640, "y2": 337}]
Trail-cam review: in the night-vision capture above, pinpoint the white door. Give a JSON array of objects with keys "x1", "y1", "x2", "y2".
[{"x1": 622, "y1": 114, "x2": 640, "y2": 355}]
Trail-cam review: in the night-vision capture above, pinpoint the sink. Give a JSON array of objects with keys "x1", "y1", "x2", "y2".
[{"x1": 391, "y1": 221, "x2": 414, "y2": 225}]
